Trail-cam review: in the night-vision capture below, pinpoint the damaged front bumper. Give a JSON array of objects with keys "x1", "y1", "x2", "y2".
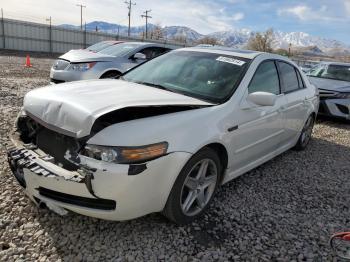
[{"x1": 6, "y1": 133, "x2": 192, "y2": 221}]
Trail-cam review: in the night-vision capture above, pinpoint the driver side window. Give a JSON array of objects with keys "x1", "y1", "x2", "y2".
[
  {"x1": 138, "y1": 47, "x2": 168, "y2": 60},
  {"x1": 248, "y1": 61, "x2": 280, "y2": 95}
]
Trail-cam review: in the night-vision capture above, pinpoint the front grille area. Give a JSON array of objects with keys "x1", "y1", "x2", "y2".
[
  {"x1": 52, "y1": 59, "x2": 70, "y2": 70},
  {"x1": 318, "y1": 89, "x2": 337, "y2": 100},
  {"x1": 38, "y1": 187, "x2": 116, "y2": 210},
  {"x1": 336, "y1": 104, "x2": 349, "y2": 115},
  {"x1": 17, "y1": 115, "x2": 82, "y2": 171}
]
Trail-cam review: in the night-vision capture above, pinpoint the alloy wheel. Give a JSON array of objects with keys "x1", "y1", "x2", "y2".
[{"x1": 180, "y1": 159, "x2": 218, "y2": 216}]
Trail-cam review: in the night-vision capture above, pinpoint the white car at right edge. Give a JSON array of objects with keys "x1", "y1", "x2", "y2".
[{"x1": 7, "y1": 46, "x2": 319, "y2": 224}]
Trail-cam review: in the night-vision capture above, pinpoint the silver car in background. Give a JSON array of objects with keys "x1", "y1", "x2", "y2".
[
  {"x1": 50, "y1": 42, "x2": 172, "y2": 83},
  {"x1": 307, "y1": 62, "x2": 350, "y2": 120}
]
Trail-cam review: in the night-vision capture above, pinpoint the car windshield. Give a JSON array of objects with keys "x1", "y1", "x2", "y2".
[
  {"x1": 87, "y1": 41, "x2": 116, "y2": 52},
  {"x1": 307, "y1": 64, "x2": 350, "y2": 82},
  {"x1": 123, "y1": 51, "x2": 250, "y2": 103},
  {"x1": 98, "y1": 43, "x2": 141, "y2": 57}
]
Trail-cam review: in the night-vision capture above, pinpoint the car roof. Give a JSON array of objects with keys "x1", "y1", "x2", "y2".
[
  {"x1": 181, "y1": 46, "x2": 263, "y2": 59},
  {"x1": 123, "y1": 42, "x2": 170, "y2": 48},
  {"x1": 104, "y1": 40, "x2": 124, "y2": 44}
]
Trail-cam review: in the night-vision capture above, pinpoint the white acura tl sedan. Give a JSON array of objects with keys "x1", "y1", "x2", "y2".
[{"x1": 7, "y1": 46, "x2": 319, "y2": 224}]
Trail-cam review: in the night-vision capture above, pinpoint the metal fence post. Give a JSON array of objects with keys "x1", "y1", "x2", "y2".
[
  {"x1": 49, "y1": 24, "x2": 52, "y2": 53},
  {"x1": 84, "y1": 22, "x2": 87, "y2": 48},
  {"x1": 1, "y1": 9, "x2": 5, "y2": 49},
  {"x1": 47, "y1": 16, "x2": 52, "y2": 53}
]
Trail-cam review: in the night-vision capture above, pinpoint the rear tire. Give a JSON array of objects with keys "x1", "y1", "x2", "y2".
[
  {"x1": 100, "y1": 71, "x2": 121, "y2": 79},
  {"x1": 163, "y1": 148, "x2": 221, "y2": 224},
  {"x1": 294, "y1": 115, "x2": 315, "y2": 151}
]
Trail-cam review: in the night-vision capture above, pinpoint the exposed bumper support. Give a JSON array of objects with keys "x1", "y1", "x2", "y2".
[{"x1": 6, "y1": 133, "x2": 192, "y2": 220}]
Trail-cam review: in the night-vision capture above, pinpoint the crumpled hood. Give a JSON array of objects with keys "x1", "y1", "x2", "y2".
[
  {"x1": 59, "y1": 50, "x2": 115, "y2": 63},
  {"x1": 23, "y1": 79, "x2": 212, "y2": 138},
  {"x1": 308, "y1": 76, "x2": 350, "y2": 92}
]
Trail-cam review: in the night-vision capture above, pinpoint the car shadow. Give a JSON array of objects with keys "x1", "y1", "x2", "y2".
[{"x1": 28, "y1": 136, "x2": 350, "y2": 261}]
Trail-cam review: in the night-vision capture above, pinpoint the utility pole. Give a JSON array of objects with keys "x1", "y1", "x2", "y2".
[
  {"x1": 141, "y1": 10, "x2": 152, "y2": 39},
  {"x1": 84, "y1": 22, "x2": 87, "y2": 48},
  {"x1": 288, "y1": 43, "x2": 292, "y2": 57},
  {"x1": 124, "y1": 0, "x2": 136, "y2": 37},
  {"x1": 46, "y1": 16, "x2": 52, "y2": 26},
  {"x1": 76, "y1": 4, "x2": 86, "y2": 30},
  {"x1": 1, "y1": 8, "x2": 5, "y2": 49},
  {"x1": 46, "y1": 16, "x2": 52, "y2": 53}
]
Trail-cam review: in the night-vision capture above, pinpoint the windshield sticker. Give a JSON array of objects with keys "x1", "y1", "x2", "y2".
[{"x1": 216, "y1": 56, "x2": 246, "y2": 66}]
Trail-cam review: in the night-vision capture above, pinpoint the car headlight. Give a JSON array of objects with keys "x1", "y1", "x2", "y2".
[
  {"x1": 68, "y1": 62, "x2": 96, "y2": 71},
  {"x1": 80, "y1": 142, "x2": 168, "y2": 164}
]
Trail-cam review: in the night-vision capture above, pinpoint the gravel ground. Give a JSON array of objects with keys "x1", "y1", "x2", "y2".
[{"x1": 0, "y1": 54, "x2": 349, "y2": 262}]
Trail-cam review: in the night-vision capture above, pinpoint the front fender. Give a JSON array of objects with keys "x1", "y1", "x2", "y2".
[
  {"x1": 98, "y1": 67, "x2": 123, "y2": 78},
  {"x1": 87, "y1": 105, "x2": 229, "y2": 155}
]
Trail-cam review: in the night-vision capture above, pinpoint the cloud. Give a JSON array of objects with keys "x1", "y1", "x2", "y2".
[
  {"x1": 277, "y1": 4, "x2": 340, "y2": 22},
  {"x1": 231, "y1": 12, "x2": 244, "y2": 21},
  {"x1": 0, "y1": 0, "x2": 245, "y2": 34},
  {"x1": 345, "y1": 0, "x2": 350, "y2": 14}
]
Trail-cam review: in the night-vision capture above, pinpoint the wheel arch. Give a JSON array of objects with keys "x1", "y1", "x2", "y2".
[
  {"x1": 202, "y1": 142, "x2": 229, "y2": 183},
  {"x1": 99, "y1": 69, "x2": 122, "y2": 79}
]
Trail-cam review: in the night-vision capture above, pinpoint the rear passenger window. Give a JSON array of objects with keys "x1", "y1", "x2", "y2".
[
  {"x1": 248, "y1": 61, "x2": 280, "y2": 95},
  {"x1": 278, "y1": 62, "x2": 300, "y2": 93}
]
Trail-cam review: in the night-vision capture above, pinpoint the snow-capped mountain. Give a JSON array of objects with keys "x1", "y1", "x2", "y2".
[
  {"x1": 60, "y1": 21, "x2": 350, "y2": 55},
  {"x1": 61, "y1": 22, "x2": 203, "y2": 42},
  {"x1": 162, "y1": 26, "x2": 203, "y2": 42},
  {"x1": 272, "y1": 31, "x2": 348, "y2": 52},
  {"x1": 208, "y1": 29, "x2": 350, "y2": 52},
  {"x1": 207, "y1": 29, "x2": 253, "y2": 48}
]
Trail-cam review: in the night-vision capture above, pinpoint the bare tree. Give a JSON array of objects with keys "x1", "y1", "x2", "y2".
[
  {"x1": 172, "y1": 35, "x2": 187, "y2": 44},
  {"x1": 149, "y1": 23, "x2": 163, "y2": 40},
  {"x1": 273, "y1": 48, "x2": 289, "y2": 56},
  {"x1": 139, "y1": 31, "x2": 145, "y2": 40},
  {"x1": 196, "y1": 37, "x2": 219, "y2": 45},
  {"x1": 246, "y1": 28, "x2": 274, "y2": 52}
]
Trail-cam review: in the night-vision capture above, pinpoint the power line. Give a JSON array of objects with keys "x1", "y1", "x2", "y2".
[
  {"x1": 76, "y1": 4, "x2": 86, "y2": 31},
  {"x1": 141, "y1": 10, "x2": 152, "y2": 39},
  {"x1": 124, "y1": 0, "x2": 136, "y2": 37}
]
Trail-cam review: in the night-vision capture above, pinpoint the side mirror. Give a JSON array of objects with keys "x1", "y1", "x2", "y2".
[
  {"x1": 247, "y1": 92, "x2": 277, "y2": 107},
  {"x1": 133, "y1": 53, "x2": 147, "y2": 60}
]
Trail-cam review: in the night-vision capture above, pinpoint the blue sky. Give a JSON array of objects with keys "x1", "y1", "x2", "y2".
[{"x1": 2, "y1": 0, "x2": 350, "y2": 43}]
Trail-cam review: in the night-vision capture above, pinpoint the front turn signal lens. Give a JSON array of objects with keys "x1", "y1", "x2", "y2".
[{"x1": 120, "y1": 142, "x2": 168, "y2": 163}]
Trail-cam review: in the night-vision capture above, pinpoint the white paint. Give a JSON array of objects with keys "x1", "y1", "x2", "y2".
[{"x1": 12, "y1": 51, "x2": 319, "y2": 221}]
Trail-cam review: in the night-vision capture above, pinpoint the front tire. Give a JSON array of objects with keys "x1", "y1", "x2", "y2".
[
  {"x1": 163, "y1": 148, "x2": 221, "y2": 224},
  {"x1": 294, "y1": 115, "x2": 315, "y2": 151}
]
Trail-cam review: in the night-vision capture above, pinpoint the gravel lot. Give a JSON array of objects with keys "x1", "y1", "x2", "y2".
[{"x1": 0, "y1": 53, "x2": 349, "y2": 262}]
